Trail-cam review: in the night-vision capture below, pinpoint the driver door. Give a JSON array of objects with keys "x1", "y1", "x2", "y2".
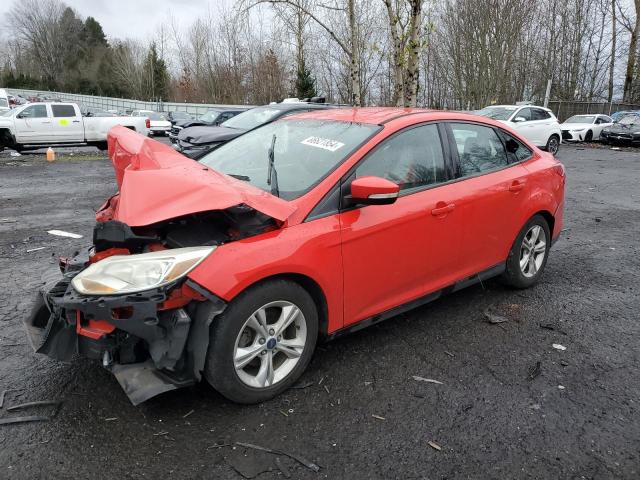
[
  {"x1": 14, "y1": 104, "x2": 54, "y2": 143},
  {"x1": 339, "y1": 123, "x2": 463, "y2": 326},
  {"x1": 510, "y1": 107, "x2": 538, "y2": 144}
]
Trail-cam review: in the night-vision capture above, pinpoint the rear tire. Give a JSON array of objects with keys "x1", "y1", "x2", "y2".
[
  {"x1": 501, "y1": 214, "x2": 551, "y2": 289},
  {"x1": 204, "y1": 280, "x2": 318, "y2": 404},
  {"x1": 544, "y1": 135, "x2": 560, "y2": 155}
]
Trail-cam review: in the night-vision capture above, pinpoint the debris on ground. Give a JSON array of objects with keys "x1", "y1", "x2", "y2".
[
  {"x1": 412, "y1": 376, "x2": 443, "y2": 385},
  {"x1": 6, "y1": 400, "x2": 61, "y2": 412},
  {"x1": 0, "y1": 390, "x2": 7, "y2": 409},
  {"x1": 104, "y1": 417, "x2": 117, "y2": 422},
  {"x1": 290, "y1": 381, "x2": 314, "y2": 389},
  {"x1": 274, "y1": 456, "x2": 291, "y2": 478},
  {"x1": 47, "y1": 229, "x2": 83, "y2": 239},
  {"x1": 428, "y1": 441, "x2": 442, "y2": 451},
  {"x1": 483, "y1": 303, "x2": 524, "y2": 324},
  {"x1": 558, "y1": 385, "x2": 566, "y2": 390},
  {"x1": 183, "y1": 409, "x2": 194, "y2": 418},
  {"x1": 444, "y1": 351, "x2": 455, "y2": 357},
  {"x1": 234, "y1": 442, "x2": 320, "y2": 473},
  {"x1": 26, "y1": 246, "x2": 47, "y2": 253},
  {"x1": 0, "y1": 416, "x2": 49, "y2": 426},
  {"x1": 528, "y1": 361, "x2": 542, "y2": 380},
  {"x1": 371, "y1": 414, "x2": 386, "y2": 421},
  {"x1": 552, "y1": 344, "x2": 567, "y2": 351},
  {"x1": 9, "y1": 152, "x2": 21, "y2": 157}
]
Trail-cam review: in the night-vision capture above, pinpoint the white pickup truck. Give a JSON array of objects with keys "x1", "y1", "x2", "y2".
[{"x1": 0, "y1": 102, "x2": 149, "y2": 152}]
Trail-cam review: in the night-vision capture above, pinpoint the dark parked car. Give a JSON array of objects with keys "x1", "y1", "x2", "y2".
[
  {"x1": 175, "y1": 103, "x2": 333, "y2": 158},
  {"x1": 169, "y1": 108, "x2": 249, "y2": 144},
  {"x1": 165, "y1": 111, "x2": 193, "y2": 125},
  {"x1": 600, "y1": 113, "x2": 640, "y2": 145}
]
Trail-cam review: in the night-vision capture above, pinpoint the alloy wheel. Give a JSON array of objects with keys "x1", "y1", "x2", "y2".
[
  {"x1": 548, "y1": 137, "x2": 559, "y2": 155},
  {"x1": 233, "y1": 300, "x2": 307, "y2": 388},
  {"x1": 519, "y1": 225, "x2": 547, "y2": 278}
]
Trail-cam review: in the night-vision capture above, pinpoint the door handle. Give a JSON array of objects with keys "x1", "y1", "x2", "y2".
[
  {"x1": 509, "y1": 181, "x2": 526, "y2": 192},
  {"x1": 42, "y1": 121, "x2": 51, "y2": 124},
  {"x1": 431, "y1": 203, "x2": 455, "y2": 216},
  {"x1": 72, "y1": 120, "x2": 80, "y2": 123}
]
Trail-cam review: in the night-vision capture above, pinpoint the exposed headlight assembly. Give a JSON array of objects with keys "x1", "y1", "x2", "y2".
[{"x1": 72, "y1": 246, "x2": 215, "y2": 295}]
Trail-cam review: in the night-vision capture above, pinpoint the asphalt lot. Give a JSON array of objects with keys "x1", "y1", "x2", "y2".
[{"x1": 1, "y1": 139, "x2": 639, "y2": 479}]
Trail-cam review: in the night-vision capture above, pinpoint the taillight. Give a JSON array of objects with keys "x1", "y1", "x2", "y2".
[{"x1": 145, "y1": 118, "x2": 151, "y2": 129}]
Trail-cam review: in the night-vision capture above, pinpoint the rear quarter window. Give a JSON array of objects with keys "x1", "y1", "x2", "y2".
[{"x1": 51, "y1": 105, "x2": 77, "y2": 117}]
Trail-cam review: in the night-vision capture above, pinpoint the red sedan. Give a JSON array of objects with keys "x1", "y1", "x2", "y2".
[{"x1": 25, "y1": 108, "x2": 565, "y2": 405}]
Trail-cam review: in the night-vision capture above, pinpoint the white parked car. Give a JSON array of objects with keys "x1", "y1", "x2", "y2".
[
  {"x1": 560, "y1": 114, "x2": 613, "y2": 142},
  {"x1": 0, "y1": 88, "x2": 10, "y2": 113},
  {"x1": 476, "y1": 104, "x2": 562, "y2": 154},
  {"x1": 131, "y1": 110, "x2": 171, "y2": 136},
  {"x1": 0, "y1": 102, "x2": 149, "y2": 152}
]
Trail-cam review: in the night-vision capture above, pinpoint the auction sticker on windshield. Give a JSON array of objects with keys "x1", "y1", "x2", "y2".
[{"x1": 301, "y1": 136, "x2": 345, "y2": 152}]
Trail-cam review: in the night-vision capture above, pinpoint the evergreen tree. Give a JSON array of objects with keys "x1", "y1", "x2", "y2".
[
  {"x1": 295, "y1": 58, "x2": 317, "y2": 99},
  {"x1": 143, "y1": 43, "x2": 170, "y2": 101}
]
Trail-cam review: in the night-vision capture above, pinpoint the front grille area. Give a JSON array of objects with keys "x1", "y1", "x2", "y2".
[
  {"x1": 561, "y1": 130, "x2": 572, "y2": 140},
  {"x1": 171, "y1": 126, "x2": 183, "y2": 136}
]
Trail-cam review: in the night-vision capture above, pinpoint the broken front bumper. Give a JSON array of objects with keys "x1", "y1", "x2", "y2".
[{"x1": 23, "y1": 258, "x2": 226, "y2": 405}]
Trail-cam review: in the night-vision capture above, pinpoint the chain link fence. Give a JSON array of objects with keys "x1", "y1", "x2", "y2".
[
  {"x1": 547, "y1": 101, "x2": 640, "y2": 122},
  {"x1": 6, "y1": 88, "x2": 252, "y2": 116}
]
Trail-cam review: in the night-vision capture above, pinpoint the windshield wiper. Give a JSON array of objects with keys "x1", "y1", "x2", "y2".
[
  {"x1": 266, "y1": 133, "x2": 279, "y2": 197},
  {"x1": 227, "y1": 174, "x2": 251, "y2": 181}
]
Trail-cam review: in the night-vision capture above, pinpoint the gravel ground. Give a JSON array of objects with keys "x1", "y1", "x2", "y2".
[{"x1": 0, "y1": 141, "x2": 639, "y2": 479}]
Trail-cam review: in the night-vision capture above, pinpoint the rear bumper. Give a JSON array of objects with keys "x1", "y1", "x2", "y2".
[{"x1": 24, "y1": 258, "x2": 226, "y2": 405}]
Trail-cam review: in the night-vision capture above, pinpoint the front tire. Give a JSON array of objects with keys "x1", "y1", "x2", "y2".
[
  {"x1": 544, "y1": 135, "x2": 560, "y2": 155},
  {"x1": 585, "y1": 130, "x2": 593, "y2": 142},
  {"x1": 204, "y1": 280, "x2": 318, "y2": 404},
  {"x1": 501, "y1": 214, "x2": 551, "y2": 289}
]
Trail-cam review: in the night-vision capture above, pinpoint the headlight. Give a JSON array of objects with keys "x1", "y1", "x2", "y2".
[{"x1": 72, "y1": 246, "x2": 215, "y2": 295}]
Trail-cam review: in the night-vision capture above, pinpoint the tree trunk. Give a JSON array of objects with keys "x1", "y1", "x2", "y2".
[
  {"x1": 403, "y1": 0, "x2": 422, "y2": 107},
  {"x1": 623, "y1": 0, "x2": 640, "y2": 102},
  {"x1": 348, "y1": 0, "x2": 361, "y2": 106},
  {"x1": 608, "y1": 0, "x2": 616, "y2": 102}
]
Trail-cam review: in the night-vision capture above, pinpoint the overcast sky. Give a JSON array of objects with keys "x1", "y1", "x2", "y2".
[{"x1": 1, "y1": 0, "x2": 231, "y2": 41}]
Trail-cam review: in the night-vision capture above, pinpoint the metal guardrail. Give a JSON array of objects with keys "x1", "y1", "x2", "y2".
[{"x1": 6, "y1": 88, "x2": 253, "y2": 116}]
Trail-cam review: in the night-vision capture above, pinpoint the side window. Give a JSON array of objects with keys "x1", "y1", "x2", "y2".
[
  {"x1": 51, "y1": 105, "x2": 76, "y2": 117},
  {"x1": 515, "y1": 108, "x2": 532, "y2": 122},
  {"x1": 601, "y1": 116, "x2": 612, "y2": 123},
  {"x1": 450, "y1": 123, "x2": 509, "y2": 177},
  {"x1": 498, "y1": 130, "x2": 533, "y2": 163},
  {"x1": 531, "y1": 108, "x2": 550, "y2": 121},
  {"x1": 355, "y1": 124, "x2": 446, "y2": 192},
  {"x1": 19, "y1": 105, "x2": 48, "y2": 118}
]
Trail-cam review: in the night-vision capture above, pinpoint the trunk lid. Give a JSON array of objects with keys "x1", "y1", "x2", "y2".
[{"x1": 103, "y1": 125, "x2": 296, "y2": 227}]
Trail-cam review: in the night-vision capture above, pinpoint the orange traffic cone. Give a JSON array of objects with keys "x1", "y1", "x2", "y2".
[{"x1": 46, "y1": 147, "x2": 55, "y2": 162}]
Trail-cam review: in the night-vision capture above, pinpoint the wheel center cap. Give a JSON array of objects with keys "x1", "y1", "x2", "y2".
[{"x1": 266, "y1": 338, "x2": 277, "y2": 350}]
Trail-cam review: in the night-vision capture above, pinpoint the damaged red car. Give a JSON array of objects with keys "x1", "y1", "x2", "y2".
[{"x1": 24, "y1": 108, "x2": 565, "y2": 405}]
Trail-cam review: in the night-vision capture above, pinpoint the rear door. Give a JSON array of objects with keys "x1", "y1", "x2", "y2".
[
  {"x1": 13, "y1": 104, "x2": 54, "y2": 143},
  {"x1": 444, "y1": 122, "x2": 532, "y2": 276},
  {"x1": 339, "y1": 123, "x2": 464, "y2": 325},
  {"x1": 50, "y1": 104, "x2": 84, "y2": 142}
]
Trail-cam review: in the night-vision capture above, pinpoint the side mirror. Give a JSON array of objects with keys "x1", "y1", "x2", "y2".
[
  {"x1": 16, "y1": 113, "x2": 25, "y2": 119},
  {"x1": 512, "y1": 116, "x2": 526, "y2": 123},
  {"x1": 347, "y1": 176, "x2": 400, "y2": 206}
]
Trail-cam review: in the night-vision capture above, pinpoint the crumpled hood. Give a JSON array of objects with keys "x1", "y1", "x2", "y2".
[
  {"x1": 177, "y1": 125, "x2": 245, "y2": 145},
  {"x1": 608, "y1": 122, "x2": 639, "y2": 132},
  {"x1": 103, "y1": 125, "x2": 296, "y2": 227}
]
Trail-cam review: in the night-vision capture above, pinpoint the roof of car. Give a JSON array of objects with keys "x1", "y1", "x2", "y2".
[{"x1": 285, "y1": 107, "x2": 434, "y2": 124}]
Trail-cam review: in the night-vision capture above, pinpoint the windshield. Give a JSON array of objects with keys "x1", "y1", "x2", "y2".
[
  {"x1": 200, "y1": 119, "x2": 380, "y2": 200},
  {"x1": 198, "y1": 110, "x2": 221, "y2": 123},
  {"x1": 0, "y1": 98, "x2": 8, "y2": 108},
  {"x1": 221, "y1": 107, "x2": 282, "y2": 130},
  {"x1": 476, "y1": 106, "x2": 518, "y2": 120},
  {"x1": 147, "y1": 112, "x2": 166, "y2": 121},
  {"x1": 618, "y1": 115, "x2": 640, "y2": 125},
  {"x1": 565, "y1": 115, "x2": 595, "y2": 124}
]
